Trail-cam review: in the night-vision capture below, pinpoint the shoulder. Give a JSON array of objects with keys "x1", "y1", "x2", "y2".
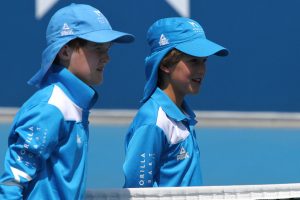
[
  {"x1": 14, "y1": 98, "x2": 64, "y2": 127},
  {"x1": 17, "y1": 84, "x2": 82, "y2": 123},
  {"x1": 135, "y1": 102, "x2": 191, "y2": 145},
  {"x1": 47, "y1": 85, "x2": 82, "y2": 122},
  {"x1": 132, "y1": 99, "x2": 160, "y2": 126}
]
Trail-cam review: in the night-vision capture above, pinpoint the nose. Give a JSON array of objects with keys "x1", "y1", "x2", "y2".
[
  {"x1": 199, "y1": 62, "x2": 206, "y2": 76},
  {"x1": 101, "y1": 52, "x2": 110, "y2": 65}
]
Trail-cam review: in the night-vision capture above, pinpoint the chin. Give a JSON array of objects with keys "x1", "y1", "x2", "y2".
[
  {"x1": 95, "y1": 80, "x2": 103, "y2": 85},
  {"x1": 88, "y1": 79, "x2": 103, "y2": 86},
  {"x1": 190, "y1": 89, "x2": 200, "y2": 94}
]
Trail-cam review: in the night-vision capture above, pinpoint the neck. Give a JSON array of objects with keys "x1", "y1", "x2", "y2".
[{"x1": 161, "y1": 85, "x2": 184, "y2": 109}]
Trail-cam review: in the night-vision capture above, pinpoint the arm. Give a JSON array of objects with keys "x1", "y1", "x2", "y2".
[
  {"x1": 0, "y1": 104, "x2": 64, "y2": 199},
  {"x1": 123, "y1": 125, "x2": 165, "y2": 188}
]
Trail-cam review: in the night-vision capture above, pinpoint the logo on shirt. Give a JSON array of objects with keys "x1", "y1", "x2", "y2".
[
  {"x1": 177, "y1": 147, "x2": 190, "y2": 161},
  {"x1": 10, "y1": 166, "x2": 32, "y2": 183},
  {"x1": 139, "y1": 153, "x2": 155, "y2": 186}
]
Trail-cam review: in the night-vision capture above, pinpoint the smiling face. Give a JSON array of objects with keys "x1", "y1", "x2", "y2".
[
  {"x1": 170, "y1": 54, "x2": 207, "y2": 95},
  {"x1": 159, "y1": 50, "x2": 206, "y2": 106},
  {"x1": 58, "y1": 40, "x2": 111, "y2": 86}
]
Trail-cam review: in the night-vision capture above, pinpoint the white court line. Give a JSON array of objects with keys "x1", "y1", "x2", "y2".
[{"x1": 1, "y1": 107, "x2": 300, "y2": 128}]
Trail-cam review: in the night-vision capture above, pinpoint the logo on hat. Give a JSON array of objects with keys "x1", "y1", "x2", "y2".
[
  {"x1": 60, "y1": 23, "x2": 74, "y2": 36},
  {"x1": 188, "y1": 21, "x2": 204, "y2": 33},
  {"x1": 93, "y1": 10, "x2": 107, "y2": 24},
  {"x1": 159, "y1": 34, "x2": 169, "y2": 46}
]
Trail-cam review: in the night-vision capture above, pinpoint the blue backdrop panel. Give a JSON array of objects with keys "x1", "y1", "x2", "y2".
[{"x1": 0, "y1": 0, "x2": 299, "y2": 111}]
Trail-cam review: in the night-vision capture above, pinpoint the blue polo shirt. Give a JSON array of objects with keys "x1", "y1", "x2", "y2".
[
  {"x1": 123, "y1": 88, "x2": 202, "y2": 188},
  {"x1": 0, "y1": 66, "x2": 97, "y2": 199}
]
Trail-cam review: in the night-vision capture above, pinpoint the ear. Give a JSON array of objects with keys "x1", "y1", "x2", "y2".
[
  {"x1": 159, "y1": 64, "x2": 171, "y2": 74},
  {"x1": 58, "y1": 45, "x2": 72, "y2": 62}
]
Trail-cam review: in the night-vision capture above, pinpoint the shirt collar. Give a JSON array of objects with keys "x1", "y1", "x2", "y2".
[
  {"x1": 44, "y1": 66, "x2": 98, "y2": 110},
  {"x1": 151, "y1": 87, "x2": 197, "y2": 124}
]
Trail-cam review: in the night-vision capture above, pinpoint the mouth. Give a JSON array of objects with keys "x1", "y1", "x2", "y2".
[
  {"x1": 96, "y1": 67, "x2": 104, "y2": 72},
  {"x1": 191, "y1": 78, "x2": 202, "y2": 84}
]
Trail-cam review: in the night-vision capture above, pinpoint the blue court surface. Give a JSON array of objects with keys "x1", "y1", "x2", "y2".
[{"x1": 1, "y1": 124, "x2": 300, "y2": 188}]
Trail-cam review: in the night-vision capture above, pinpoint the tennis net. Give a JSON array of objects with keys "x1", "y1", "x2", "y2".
[{"x1": 86, "y1": 183, "x2": 300, "y2": 200}]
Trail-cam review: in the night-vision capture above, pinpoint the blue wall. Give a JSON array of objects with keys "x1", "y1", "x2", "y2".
[{"x1": 1, "y1": 0, "x2": 300, "y2": 111}]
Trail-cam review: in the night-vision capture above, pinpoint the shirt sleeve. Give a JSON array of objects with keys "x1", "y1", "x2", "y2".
[
  {"x1": 0, "y1": 103, "x2": 64, "y2": 199},
  {"x1": 123, "y1": 124, "x2": 166, "y2": 188}
]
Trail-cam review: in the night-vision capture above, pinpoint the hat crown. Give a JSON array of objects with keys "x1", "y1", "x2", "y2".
[
  {"x1": 28, "y1": 3, "x2": 135, "y2": 88},
  {"x1": 147, "y1": 17, "x2": 206, "y2": 53},
  {"x1": 46, "y1": 4, "x2": 112, "y2": 45}
]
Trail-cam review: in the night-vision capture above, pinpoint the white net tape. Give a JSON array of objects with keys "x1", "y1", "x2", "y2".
[{"x1": 86, "y1": 183, "x2": 300, "y2": 200}]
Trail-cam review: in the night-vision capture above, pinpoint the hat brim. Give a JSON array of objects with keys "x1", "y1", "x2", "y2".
[
  {"x1": 175, "y1": 37, "x2": 229, "y2": 57},
  {"x1": 78, "y1": 29, "x2": 135, "y2": 43}
]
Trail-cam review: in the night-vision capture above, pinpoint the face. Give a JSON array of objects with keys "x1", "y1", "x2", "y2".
[
  {"x1": 66, "y1": 41, "x2": 111, "y2": 85},
  {"x1": 166, "y1": 54, "x2": 207, "y2": 98}
]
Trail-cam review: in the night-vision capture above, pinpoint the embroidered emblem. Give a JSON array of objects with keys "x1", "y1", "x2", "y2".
[
  {"x1": 159, "y1": 34, "x2": 169, "y2": 46},
  {"x1": 60, "y1": 23, "x2": 73, "y2": 36},
  {"x1": 188, "y1": 21, "x2": 204, "y2": 33},
  {"x1": 177, "y1": 146, "x2": 190, "y2": 161}
]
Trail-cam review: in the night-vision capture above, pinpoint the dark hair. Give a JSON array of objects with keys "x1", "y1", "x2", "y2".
[
  {"x1": 157, "y1": 49, "x2": 184, "y2": 87},
  {"x1": 160, "y1": 49, "x2": 184, "y2": 67},
  {"x1": 53, "y1": 38, "x2": 88, "y2": 65}
]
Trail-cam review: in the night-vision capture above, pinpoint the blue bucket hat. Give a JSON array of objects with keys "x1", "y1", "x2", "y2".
[
  {"x1": 142, "y1": 17, "x2": 229, "y2": 103},
  {"x1": 28, "y1": 3, "x2": 135, "y2": 87}
]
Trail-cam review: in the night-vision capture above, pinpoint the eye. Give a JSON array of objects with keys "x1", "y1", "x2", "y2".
[
  {"x1": 189, "y1": 57, "x2": 206, "y2": 64},
  {"x1": 190, "y1": 58, "x2": 199, "y2": 63},
  {"x1": 96, "y1": 47, "x2": 104, "y2": 51},
  {"x1": 95, "y1": 46, "x2": 110, "y2": 54},
  {"x1": 86, "y1": 42, "x2": 112, "y2": 53}
]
